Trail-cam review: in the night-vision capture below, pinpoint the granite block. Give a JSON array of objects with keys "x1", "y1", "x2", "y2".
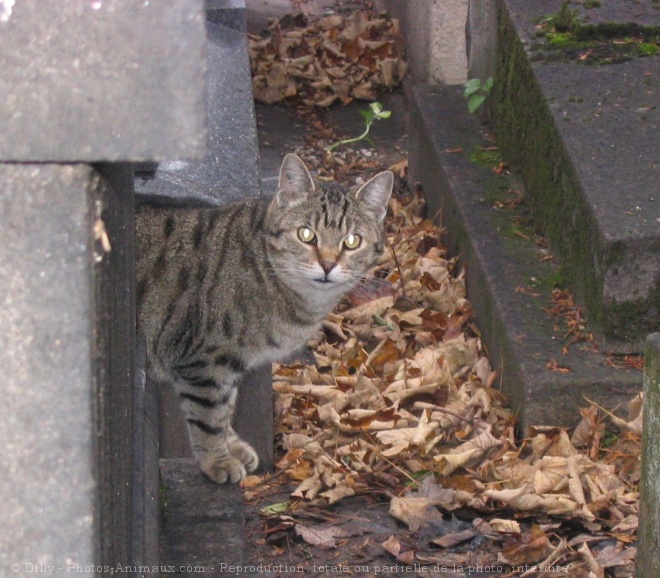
[{"x1": 0, "y1": 0, "x2": 206, "y2": 161}]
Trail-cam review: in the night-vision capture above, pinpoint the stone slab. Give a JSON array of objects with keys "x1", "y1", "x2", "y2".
[
  {"x1": 93, "y1": 163, "x2": 137, "y2": 568},
  {"x1": 135, "y1": 19, "x2": 261, "y2": 205},
  {"x1": 494, "y1": 0, "x2": 660, "y2": 348},
  {"x1": 383, "y1": 0, "x2": 469, "y2": 85},
  {"x1": 207, "y1": 0, "x2": 247, "y2": 31},
  {"x1": 0, "y1": 163, "x2": 135, "y2": 574},
  {"x1": 638, "y1": 333, "x2": 660, "y2": 578},
  {"x1": 160, "y1": 459, "x2": 247, "y2": 578},
  {"x1": 558, "y1": 0, "x2": 659, "y2": 26},
  {"x1": 408, "y1": 83, "x2": 642, "y2": 430},
  {"x1": 0, "y1": 1, "x2": 206, "y2": 162}
]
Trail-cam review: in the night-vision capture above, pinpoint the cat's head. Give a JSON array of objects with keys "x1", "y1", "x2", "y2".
[{"x1": 265, "y1": 153, "x2": 393, "y2": 298}]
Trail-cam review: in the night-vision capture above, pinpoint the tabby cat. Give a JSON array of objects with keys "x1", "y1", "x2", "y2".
[{"x1": 136, "y1": 153, "x2": 393, "y2": 483}]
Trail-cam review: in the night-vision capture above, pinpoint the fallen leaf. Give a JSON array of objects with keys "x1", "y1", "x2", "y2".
[
  {"x1": 502, "y1": 524, "x2": 551, "y2": 566},
  {"x1": 431, "y1": 528, "x2": 478, "y2": 548},
  {"x1": 389, "y1": 497, "x2": 444, "y2": 532},
  {"x1": 295, "y1": 524, "x2": 343, "y2": 548}
]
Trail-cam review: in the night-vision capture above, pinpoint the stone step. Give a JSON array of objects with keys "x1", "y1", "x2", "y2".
[
  {"x1": 135, "y1": 4, "x2": 261, "y2": 206},
  {"x1": 160, "y1": 459, "x2": 248, "y2": 578},
  {"x1": 408, "y1": 82, "x2": 642, "y2": 431},
  {"x1": 493, "y1": 0, "x2": 659, "y2": 351}
]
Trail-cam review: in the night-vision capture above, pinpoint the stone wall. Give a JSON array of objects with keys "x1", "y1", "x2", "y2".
[
  {"x1": 0, "y1": 1, "x2": 206, "y2": 575},
  {"x1": 382, "y1": 0, "x2": 497, "y2": 85}
]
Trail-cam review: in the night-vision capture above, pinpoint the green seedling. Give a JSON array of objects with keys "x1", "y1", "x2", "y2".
[
  {"x1": 261, "y1": 501, "x2": 291, "y2": 514},
  {"x1": 463, "y1": 77, "x2": 494, "y2": 114},
  {"x1": 326, "y1": 101, "x2": 391, "y2": 153}
]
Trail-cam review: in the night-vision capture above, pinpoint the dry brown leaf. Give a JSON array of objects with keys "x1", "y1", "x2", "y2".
[
  {"x1": 485, "y1": 485, "x2": 545, "y2": 511},
  {"x1": 593, "y1": 544, "x2": 636, "y2": 568},
  {"x1": 488, "y1": 518, "x2": 521, "y2": 534},
  {"x1": 435, "y1": 427, "x2": 502, "y2": 476},
  {"x1": 501, "y1": 524, "x2": 551, "y2": 566},
  {"x1": 375, "y1": 410, "x2": 439, "y2": 456},
  {"x1": 389, "y1": 496, "x2": 444, "y2": 532},
  {"x1": 265, "y1": 163, "x2": 641, "y2": 575},
  {"x1": 533, "y1": 456, "x2": 569, "y2": 494},
  {"x1": 295, "y1": 524, "x2": 343, "y2": 548},
  {"x1": 249, "y1": 11, "x2": 406, "y2": 106},
  {"x1": 431, "y1": 528, "x2": 478, "y2": 548}
]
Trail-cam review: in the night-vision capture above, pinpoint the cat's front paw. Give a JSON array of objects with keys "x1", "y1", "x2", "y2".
[
  {"x1": 200, "y1": 455, "x2": 246, "y2": 484},
  {"x1": 229, "y1": 438, "x2": 259, "y2": 473}
]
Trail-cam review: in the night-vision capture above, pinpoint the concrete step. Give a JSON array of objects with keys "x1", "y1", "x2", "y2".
[
  {"x1": 408, "y1": 82, "x2": 642, "y2": 431},
  {"x1": 160, "y1": 459, "x2": 248, "y2": 578},
  {"x1": 493, "y1": 0, "x2": 659, "y2": 351},
  {"x1": 135, "y1": 4, "x2": 261, "y2": 206}
]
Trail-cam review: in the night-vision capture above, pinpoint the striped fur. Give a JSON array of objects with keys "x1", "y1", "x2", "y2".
[{"x1": 136, "y1": 154, "x2": 393, "y2": 483}]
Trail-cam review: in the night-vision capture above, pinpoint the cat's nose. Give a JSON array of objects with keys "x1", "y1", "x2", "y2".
[{"x1": 319, "y1": 260, "x2": 336, "y2": 275}]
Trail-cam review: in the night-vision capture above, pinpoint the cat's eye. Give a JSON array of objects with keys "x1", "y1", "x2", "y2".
[
  {"x1": 343, "y1": 234, "x2": 362, "y2": 250},
  {"x1": 297, "y1": 227, "x2": 316, "y2": 244}
]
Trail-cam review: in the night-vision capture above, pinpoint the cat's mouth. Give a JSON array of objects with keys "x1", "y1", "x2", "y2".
[{"x1": 314, "y1": 278, "x2": 333, "y2": 284}]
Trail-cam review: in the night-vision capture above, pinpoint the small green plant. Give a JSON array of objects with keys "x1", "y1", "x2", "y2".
[
  {"x1": 554, "y1": 0, "x2": 579, "y2": 32},
  {"x1": 463, "y1": 77, "x2": 494, "y2": 114},
  {"x1": 326, "y1": 101, "x2": 391, "y2": 153}
]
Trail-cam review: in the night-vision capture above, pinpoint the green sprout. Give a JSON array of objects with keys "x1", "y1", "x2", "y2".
[
  {"x1": 261, "y1": 501, "x2": 291, "y2": 514},
  {"x1": 326, "y1": 101, "x2": 391, "y2": 153},
  {"x1": 463, "y1": 77, "x2": 494, "y2": 114}
]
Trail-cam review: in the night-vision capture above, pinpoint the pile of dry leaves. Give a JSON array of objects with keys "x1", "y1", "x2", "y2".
[
  {"x1": 246, "y1": 188, "x2": 642, "y2": 577},
  {"x1": 249, "y1": 10, "x2": 406, "y2": 106}
]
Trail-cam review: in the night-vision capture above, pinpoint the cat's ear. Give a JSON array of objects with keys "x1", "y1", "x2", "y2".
[
  {"x1": 355, "y1": 171, "x2": 393, "y2": 222},
  {"x1": 276, "y1": 153, "x2": 315, "y2": 207}
]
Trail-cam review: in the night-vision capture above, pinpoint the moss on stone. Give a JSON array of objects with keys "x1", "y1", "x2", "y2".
[
  {"x1": 638, "y1": 42, "x2": 659, "y2": 56},
  {"x1": 494, "y1": 5, "x2": 606, "y2": 331},
  {"x1": 576, "y1": 23, "x2": 660, "y2": 42},
  {"x1": 494, "y1": 5, "x2": 659, "y2": 344},
  {"x1": 547, "y1": 32, "x2": 575, "y2": 47},
  {"x1": 534, "y1": 10, "x2": 659, "y2": 64},
  {"x1": 469, "y1": 147, "x2": 502, "y2": 169}
]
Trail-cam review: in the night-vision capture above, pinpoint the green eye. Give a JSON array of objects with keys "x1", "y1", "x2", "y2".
[
  {"x1": 343, "y1": 234, "x2": 361, "y2": 250},
  {"x1": 298, "y1": 227, "x2": 316, "y2": 244}
]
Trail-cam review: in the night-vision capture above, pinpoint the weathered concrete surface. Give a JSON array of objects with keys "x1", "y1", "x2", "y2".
[
  {"x1": 160, "y1": 459, "x2": 247, "y2": 578},
  {"x1": 467, "y1": 0, "x2": 498, "y2": 81},
  {"x1": 135, "y1": 19, "x2": 261, "y2": 205},
  {"x1": 0, "y1": 0, "x2": 206, "y2": 161},
  {"x1": 408, "y1": 84, "x2": 642, "y2": 430},
  {"x1": 93, "y1": 164, "x2": 137, "y2": 568},
  {"x1": 0, "y1": 163, "x2": 135, "y2": 574},
  {"x1": 638, "y1": 333, "x2": 660, "y2": 578},
  {"x1": 383, "y1": 0, "x2": 469, "y2": 85},
  {"x1": 207, "y1": 0, "x2": 247, "y2": 30},
  {"x1": 493, "y1": 0, "x2": 660, "y2": 350}
]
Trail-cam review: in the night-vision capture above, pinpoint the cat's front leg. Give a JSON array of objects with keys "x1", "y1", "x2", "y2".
[{"x1": 174, "y1": 364, "x2": 258, "y2": 483}]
